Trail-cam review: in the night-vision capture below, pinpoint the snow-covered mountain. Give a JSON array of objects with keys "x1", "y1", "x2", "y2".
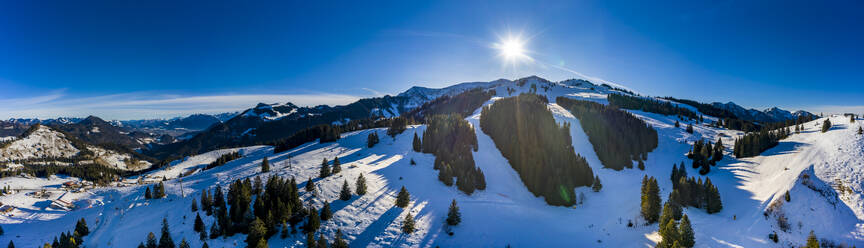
[
  {"x1": 0, "y1": 125, "x2": 151, "y2": 170},
  {"x1": 710, "y1": 102, "x2": 813, "y2": 123},
  {"x1": 0, "y1": 76, "x2": 858, "y2": 248}
]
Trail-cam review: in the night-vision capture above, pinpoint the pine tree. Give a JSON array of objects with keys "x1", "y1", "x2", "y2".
[
  {"x1": 332, "y1": 229, "x2": 349, "y2": 248},
  {"x1": 319, "y1": 158, "x2": 330, "y2": 178},
  {"x1": 306, "y1": 177, "x2": 315, "y2": 193},
  {"x1": 0, "y1": 225, "x2": 3, "y2": 235},
  {"x1": 305, "y1": 231, "x2": 316, "y2": 248},
  {"x1": 202, "y1": 242, "x2": 210, "y2": 248},
  {"x1": 209, "y1": 221, "x2": 221, "y2": 239},
  {"x1": 191, "y1": 199, "x2": 198, "y2": 212},
  {"x1": 660, "y1": 220, "x2": 680, "y2": 248},
  {"x1": 859, "y1": 126, "x2": 863, "y2": 135},
  {"x1": 395, "y1": 186, "x2": 410, "y2": 208},
  {"x1": 659, "y1": 202, "x2": 674, "y2": 236},
  {"x1": 201, "y1": 190, "x2": 212, "y2": 216},
  {"x1": 194, "y1": 213, "x2": 205, "y2": 233},
  {"x1": 305, "y1": 207, "x2": 321, "y2": 233},
  {"x1": 261, "y1": 157, "x2": 270, "y2": 173},
  {"x1": 686, "y1": 124, "x2": 694, "y2": 134},
  {"x1": 339, "y1": 179, "x2": 352, "y2": 201},
  {"x1": 402, "y1": 212, "x2": 416, "y2": 234},
  {"x1": 641, "y1": 177, "x2": 661, "y2": 223},
  {"x1": 806, "y1": 230, "x2": 819, "y2": 248},
  {"x1": 678, "y1": 214, "x2": 695, "y2": 248},
  {"x1": 320, "y1": 201, "x2": 332, "y2": 221},
  {"x1": 784, "y1": 191, "x2": 791, "y2": 202},
  {"x1": 178, "y1": 238, "x2": 190, "y2": 248},
  {"x1": 145, "y1": 186, "x2": 153, "y2": 199},
  {"x1": 158, "y1": 218, "x2": 175, "y2": 248},
  {"x1": 675, "y1": 120, "x2": 680, "y2": 128},
  {"x1": 591, "y1": 175, "x2": 602, "y2": 192},
  {"x1": 705, "y1": 178, "x2": 723, "y2": 214},
  {"x1": 332, "y1": 157, "x2": 342, "y2": 174},
  {"x1": 356, "y1": 173, "x2": 367, "y2": 195},
  {"x1": 156, "y1": 182, "x2": 167, "y2": 198},
  {"x1": 413, "y1": 132, "x2": 422, "y2": 152},
  {"x1": 146, "y1": 232, "x2": 158, "y2": 248},
  {"x1": 367, "y1": 132, "x2": 379, "y2": 148},
  {"x1": 280, "y1": 220, "x2": 289, "y2": 239},
  {"x1": 446, "y1": 199, "x2": 461, "y2": 226},
  {"x1": 246, "y1": 218, "x2": 268, "y2": 248},
  {"x1": 317, "y1": 233, "x2": 328, "y2": 248},
  {"x1": 6, "y1": 240, "x2": 12, "y2": 248},
  {"x1": 75, "y1": 218, "x2": 89, "y2": 236},
  {"x1": 638, "y1": 159, "x2": 645, "y2": 170}
]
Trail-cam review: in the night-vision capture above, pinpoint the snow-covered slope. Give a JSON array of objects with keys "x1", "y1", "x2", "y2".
[
  {"x1": 0, "y1": 77, "x2": 860, "y2": 247},
  {"x1": 0, "y1": 125, "x2": 80, "y2": 161}
]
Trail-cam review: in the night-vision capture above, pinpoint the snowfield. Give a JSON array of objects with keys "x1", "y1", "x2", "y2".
[{"x1": 1, "y1": 78, "x2": 861, "y2": 247}]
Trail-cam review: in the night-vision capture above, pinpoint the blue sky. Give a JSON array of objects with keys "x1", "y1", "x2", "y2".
[{"x1": 1, "y1": 0, "x2": 862, "y2": 120}]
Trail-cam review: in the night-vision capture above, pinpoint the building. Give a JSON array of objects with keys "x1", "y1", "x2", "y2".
[{"x1": 0, "y1": 204, "x2": 15, "y2": 214}]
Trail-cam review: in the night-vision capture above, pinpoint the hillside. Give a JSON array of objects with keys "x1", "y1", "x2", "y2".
[{"x1": 0, "y1": 77, "x2": 858, "y2": 247}]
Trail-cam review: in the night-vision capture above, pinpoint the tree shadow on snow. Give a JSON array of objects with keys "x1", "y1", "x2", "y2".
[{"x1": 349, "y1": 206, "x2": 403, "y2": 247}]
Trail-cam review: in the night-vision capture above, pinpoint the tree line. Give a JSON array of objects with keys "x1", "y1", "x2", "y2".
[
  {"x1": 480, "y1": 93, "x2": 595, "y2": 206},
  {"x1": 420, "y1": 114, "x2": 485, "y2": 194},
  {"x1": 557, "y1": 97, "x2": 658, "y2": 171}
]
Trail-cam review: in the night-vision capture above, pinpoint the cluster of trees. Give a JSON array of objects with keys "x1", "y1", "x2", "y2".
[
  {"x1": 144, "y1": 182, "x2": 167, "y2": 199},
  {"x1": 135, "y1": 218, "x2": 194, "y2": 248},
  {"x1": 607, "y1": 94, "x2": 699, "y2": 120},
  {"x1": 686, "y1": 138, "x2": 724, "y2": 174},
  {"x1": 318, "y1": 157, "x2": 342, "y2": 178},
  {"x1": 733, "y1": 128, "x2": 790, "y2": 158},
  {"x1": 403, "y1": 88, "x2": 496, "y2": 122},
  {"x1": 421, "y1": 114, "x2": 485, "y2": 194},
  {"x1": 670, "y1": 163, "x2": 723, "y2": 213},
  {"x1": 657, "y1": 211, "x2": 695, "y2": 248},
  {"x1": 386, "y1": 117, "x2": 410, "y2": 138},
  {"x1": 557, "y1": 97, "x2": 658, "y2": 170},
  {"x1": 204, "y1": 152, "x2": 241, "y2": 170},
  {"x1": 35, "y1": 218, "x2": 90, "y2": 248},
  {"x1": 660, "y1": 97, "x2": 737, "y2": 119},
  {"x1": 480, "y1": 93, "x2": 594, "y2": 206},
  {"x1": 272, "y1": 124, "x2": 342, "y2": 153},
  {"x1": 0, "y1": 164, "x2": 126, "y2": 185},
  {"x1": 367, "y1": 131, "x2": 380, "y2": 148}
]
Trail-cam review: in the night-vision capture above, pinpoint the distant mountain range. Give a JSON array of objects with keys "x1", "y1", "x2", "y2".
[{"x1": 710, "y1": 102, "x2": 814, "y2": 123}]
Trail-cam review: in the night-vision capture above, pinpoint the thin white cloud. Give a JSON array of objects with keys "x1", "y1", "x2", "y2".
[{"x1": 0, "y1": 92, "x2": 361, "y2": 120}]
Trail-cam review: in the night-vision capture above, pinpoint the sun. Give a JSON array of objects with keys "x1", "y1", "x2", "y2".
[{"x1": 494, "y1": 34, "x2": 531, "y2": 63}]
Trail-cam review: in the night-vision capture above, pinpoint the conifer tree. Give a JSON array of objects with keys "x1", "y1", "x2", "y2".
[
  {"x1": 305, "y1": 207, "x2": 320, "y2": 233},
  {"x1": 203, "y1": 242, "x2": 210, "y2": 248},
  {"x1": 859, "y1": 126, "x2": 863, "y2": 135},
  {"x1": 246, "y1": 218, "x2": 268, "y2": 248},
  {"x1": 0, "y1": 225, "x2": 3, "y2": 236},
  {"x1": 355, "y1": 173, "x2": 367, "y2": 195},
  {"x1": 201, "y1": 190, "x2": 212, "y2": 215},
  {"x1": 705, "y1": 178, "x2": 723, "y2": 213},
  {"x1": 145, "y1": 186, "x2": 153, "y2": 199},
  {"x1": 446, "y1": 199, "x2": 461, "y2": 226},
  {"x1": 158, "y1": 218, "x2": 175, "y2": 248},
  {"x1": 156, "y1": 182, "x2": 166, "y2": 199},
  {"x1": 319, "y1": 159, "x2": 330, "y2": 178},
  {"x1": 638, "y1": 159, "x2": 645, "y2": 170},
  {"x1": 659, "y1": 220, "x2": 679, "y2": 248},
  {"x1": 339, "y1": 179, "x2": 352, "y2": 201},
  {"x1": 395, "y1": 186, "x2": 410, "y2": 208},
  {"x1": 280, "y1": 220, "x2": 289, "y2": 239},
  {"x1": 591, "y1": 175, "x2": 602, "y2": 192},
  {"x1": 413, "y1": 132, "x2": 422, "y2": 152},
  {"x1": 675, "y1": 120, "x2": 680, "y2": 128},
  {"x1": 367, "y1": 132, "x2": 379, "y2": 148},
  {"x1": 659, "y1": 202, "x2": 674, "y2": 236},
  {"x1": 641, "y1": 176, "x2": 661, "y2": 223},
  {"x1": 332, "y1": 157, "x2": 342, "y2": 174},
  {"x1": 191, "y1": 199, "x2": 198, "y2": 212},
  {"x1": 194, "y1": 213, "x2": 205, "y2": 233},
  {"x1": 402, "y1": 212, "x2": 416, "y2": 234},
  {"x1": 679, "y1": 214, "x2": 695, "y2": 248},
  {"x1": 686, "y1": 124, "x2": 694, "y2": 134},
  {"x1": 317, "y1": 233, "x2": 328, "y2": 248},
  {"x1": 784, "y1": 191, "x2": 791, "y2": 202},
  {"x1": 306, "y1": 177, "x2": 315, "y2": 193},
  {"x1": 806, "y1": 230, "x2": 819, "y2": 248},
  {"x1": 178, "y1": 238, "x2": 190, "y2": 248},
  {"x1": 321, "y1": 201, "x2": 332, "y2": 221},
  {"x1": 261, "y1": 157, "x2": 270, "y2": 173},
  {"x1": 305, "y1": 231, "x2": 316, "y2": 248},
  {"x1": 146, "y1": 232, "x2": 157, "y2": 248},
  {"x1": 332, "y1": 229, "x2": 349, "y2": 248},
  {"x1": 208, "y1": 222, "x2": 221, "y2": 239},
  {"x1": 6, "y1": 241, "x2": 12, "y2": 248},
  {"x1": 75, "y1": 218, "x2": 89, "y2": 236}
]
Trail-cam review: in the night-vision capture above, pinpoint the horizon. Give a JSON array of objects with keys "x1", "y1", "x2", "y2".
[{"x1": 1, "y1": 1, "x2": 863, "y2": 119}]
